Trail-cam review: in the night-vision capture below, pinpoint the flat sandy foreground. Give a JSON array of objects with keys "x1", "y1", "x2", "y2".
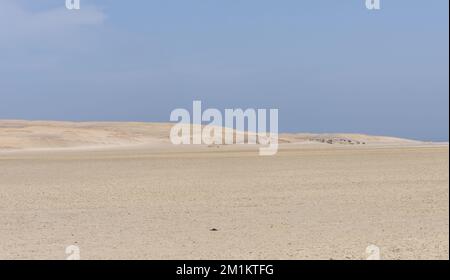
[{"x1": 0, "y1": 120, "x2": 448, "y2": 259}]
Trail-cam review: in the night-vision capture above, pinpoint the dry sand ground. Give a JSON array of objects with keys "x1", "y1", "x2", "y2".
[{"x1": 0, "y1": 121, "x2": 448, "y2": 259}]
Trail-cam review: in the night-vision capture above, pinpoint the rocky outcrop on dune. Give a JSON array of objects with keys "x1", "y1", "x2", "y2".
[{"x1": 278, "y1": 133, "x2": 422, "y2": 146}]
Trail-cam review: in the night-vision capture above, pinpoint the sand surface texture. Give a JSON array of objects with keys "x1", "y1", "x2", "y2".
[{"x1": 0, "y1": 121, "x2": 448, "y2": 259}]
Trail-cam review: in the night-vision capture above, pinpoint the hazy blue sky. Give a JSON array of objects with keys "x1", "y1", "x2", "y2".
[{"x1": 0, "y1": 0, "x2": 448, "y2": 141}]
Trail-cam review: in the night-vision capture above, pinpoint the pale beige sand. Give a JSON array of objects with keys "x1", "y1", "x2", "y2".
[
  {"x1": 0, "y1": 120, "x2": 424, "y2": 152},
  {"x1": 0, "y1": 121, "x2": 448, "y2": 259}
]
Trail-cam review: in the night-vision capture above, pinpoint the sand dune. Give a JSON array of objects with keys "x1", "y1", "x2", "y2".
[
  {"x1": 0, "y1": 120, "x2": 172, "y2": 151},
  {"x1": 0, "y1": 120, "x2": 426, "y2": 152},
  {"x1": 0, "y1": 120, "x2": 448, "y2": 260}
]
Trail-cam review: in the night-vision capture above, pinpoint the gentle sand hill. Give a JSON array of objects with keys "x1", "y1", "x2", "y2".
[
  {"x1": 0, "y1": 120, "x2": 172, "y2": 151},
  {"x1": 0, "y1": 120, "x2": 424, "y2": 152},
  {"x1": 0, "y1": 120, "x2": 448, "y2": 260}
]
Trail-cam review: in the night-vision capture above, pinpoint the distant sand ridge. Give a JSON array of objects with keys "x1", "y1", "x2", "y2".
[{"x1": 0, "y1": 120, "x2": 423, "y2": 152}]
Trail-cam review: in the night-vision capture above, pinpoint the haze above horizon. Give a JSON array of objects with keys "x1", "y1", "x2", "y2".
[{"x1": 0, "y1": 0, "x2": 448, "y2": 141}]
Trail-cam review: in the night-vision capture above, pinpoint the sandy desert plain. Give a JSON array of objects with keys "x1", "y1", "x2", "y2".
[{"x1": 0, "y1": 120, "x2": 448, "y2": 260}]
